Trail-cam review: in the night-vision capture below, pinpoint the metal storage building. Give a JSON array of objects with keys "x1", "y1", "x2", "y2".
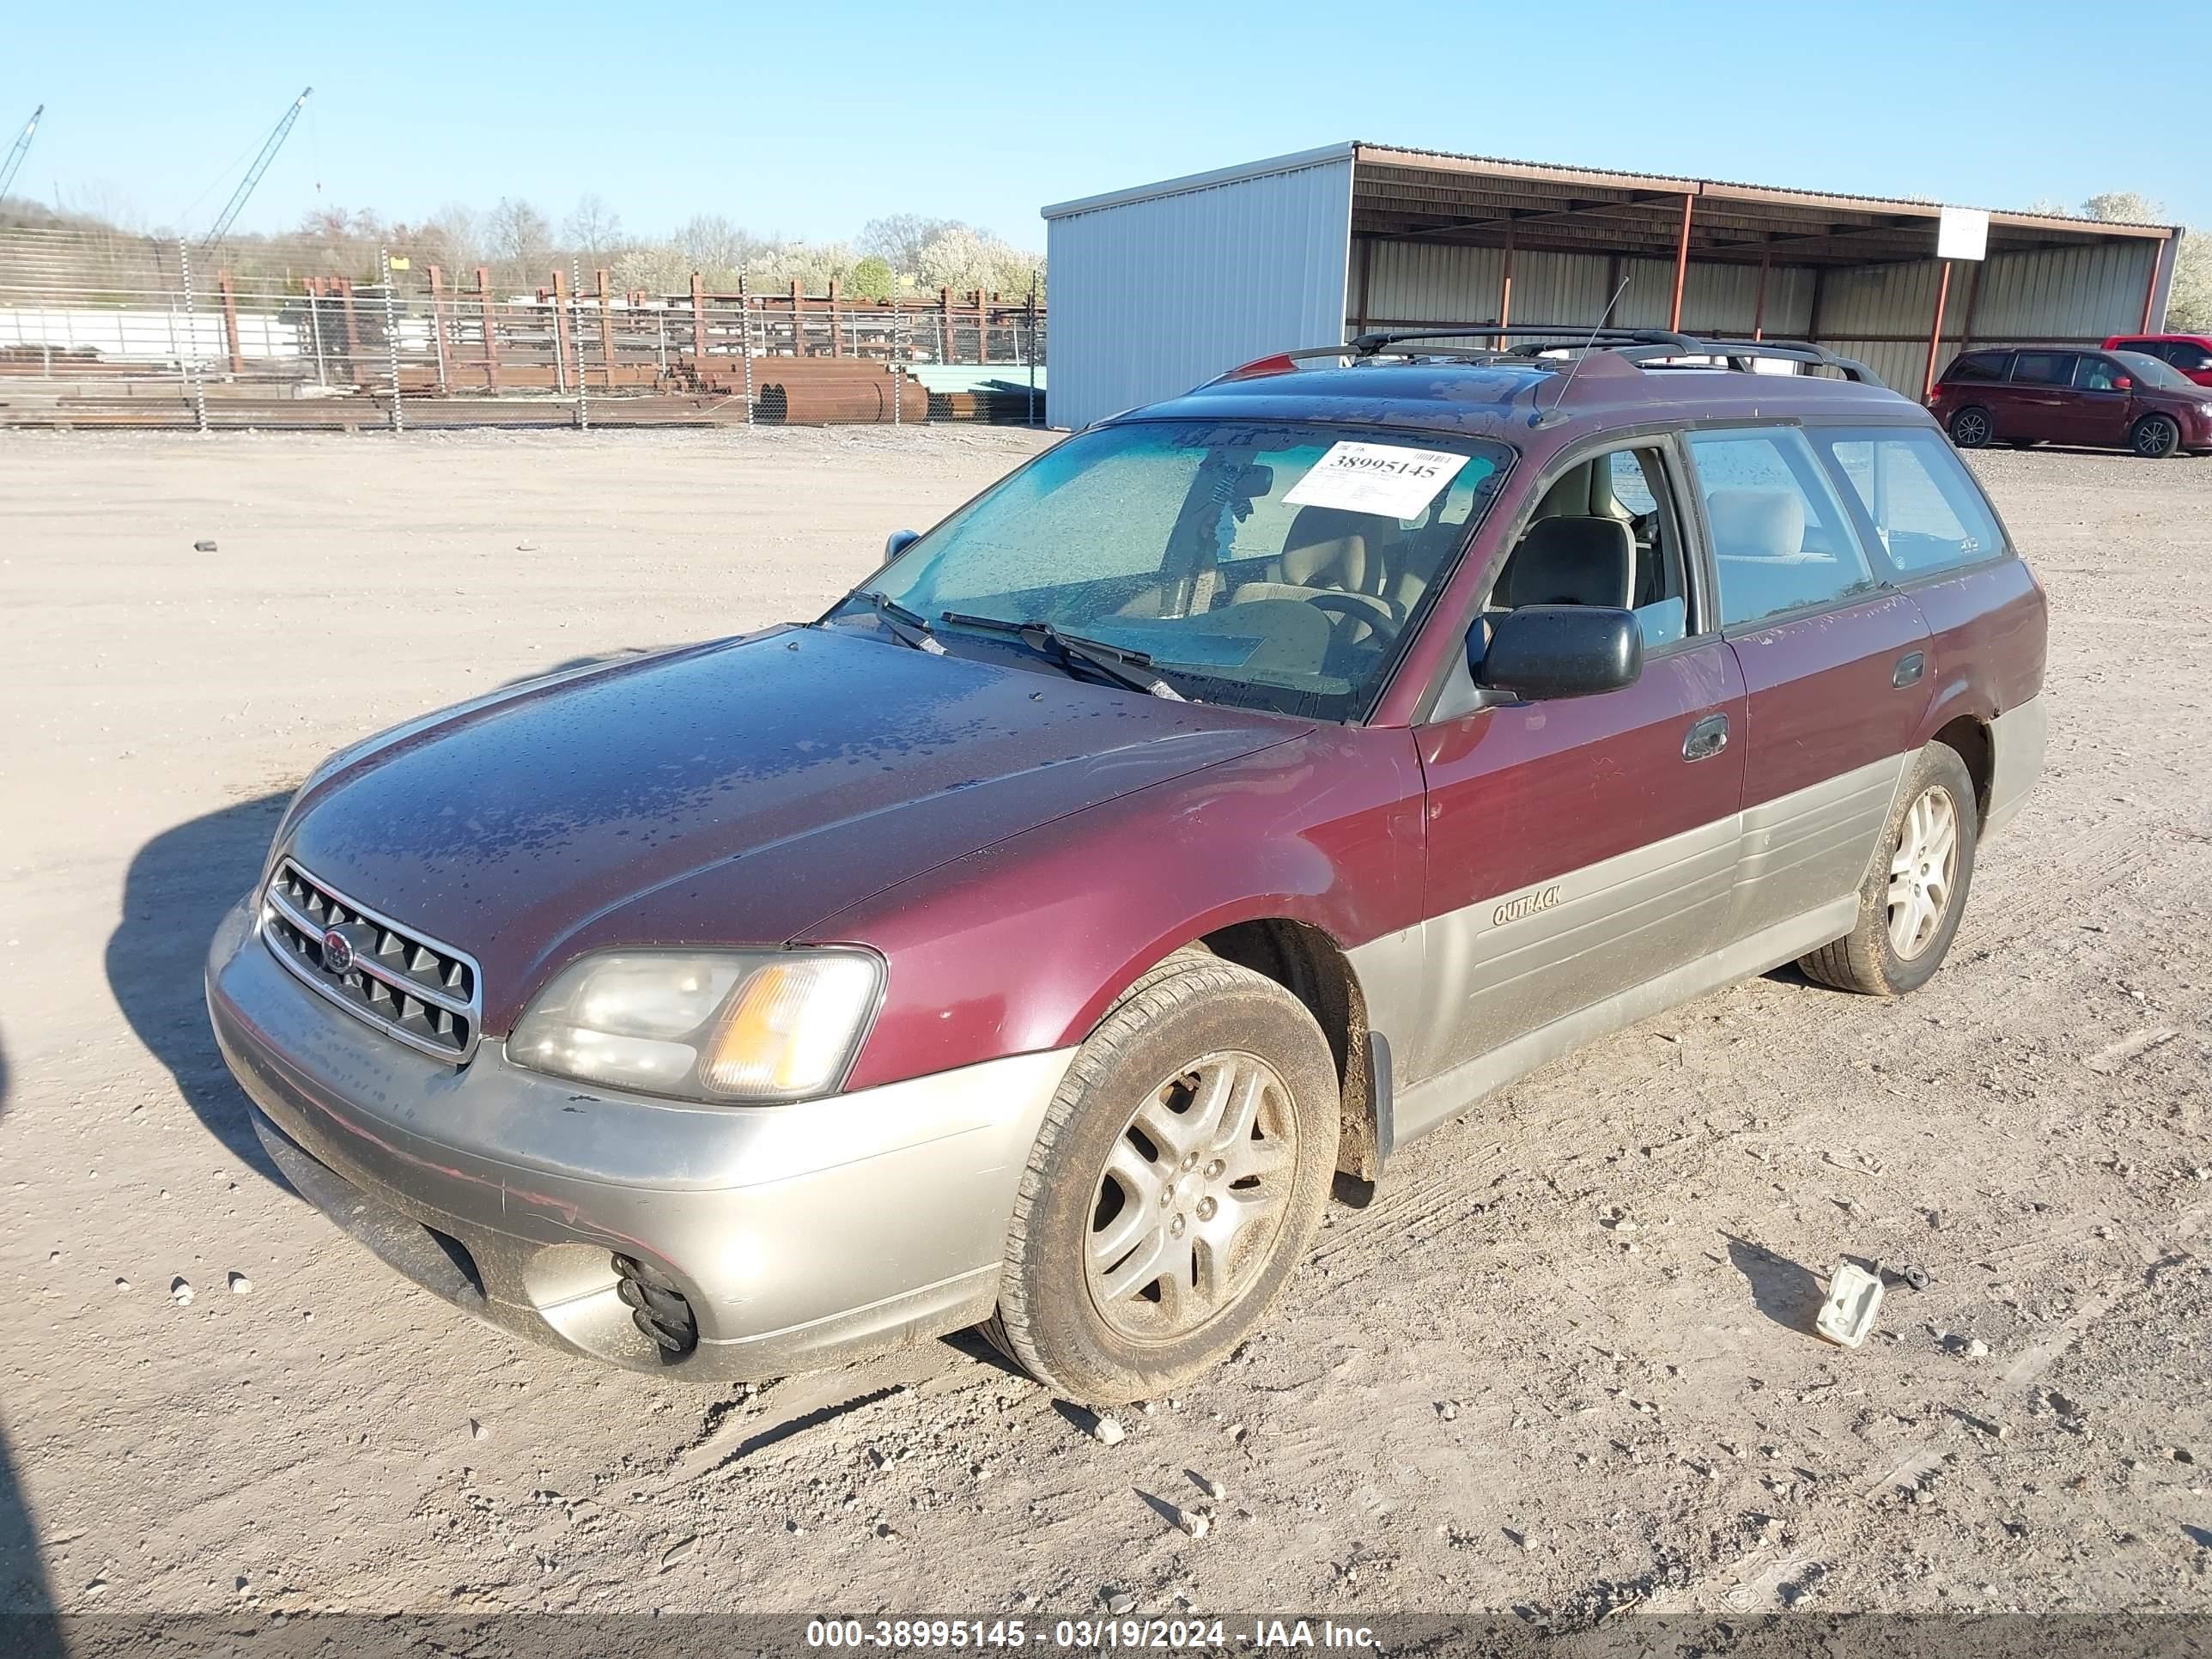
[{"x1": 1041, "y1": 141, "x2": 2185, "y2": 429}]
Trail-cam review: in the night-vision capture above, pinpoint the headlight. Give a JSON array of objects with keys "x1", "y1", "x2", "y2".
[
  {"x1": 508, "y1": 949, "x2": 883, "y2": 1103},
  {"x1": 2199, "y1": 403, "x2": 2212, "y2": 420}
]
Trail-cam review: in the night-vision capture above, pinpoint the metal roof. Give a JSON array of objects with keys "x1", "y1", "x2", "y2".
[{"x1": 1042, "y1": 141, "x2": 2178, "y2": 269}]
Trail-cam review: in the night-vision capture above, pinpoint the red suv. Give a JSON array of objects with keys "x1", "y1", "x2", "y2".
[
  {"x1": 1932, "y1": 344, "x2": 2212, "y2": 458},
  {"x1": 206, "y1": 328, "x2": 2047, "y2": 1401},
  {"x1": 2103, "y1": 332, "x2": 2212, "y2": 386}
]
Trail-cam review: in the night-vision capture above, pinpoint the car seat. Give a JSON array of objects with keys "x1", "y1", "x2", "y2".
[{"x1": 1493, "y1": 517, "x2": 1636, "y2": 609}]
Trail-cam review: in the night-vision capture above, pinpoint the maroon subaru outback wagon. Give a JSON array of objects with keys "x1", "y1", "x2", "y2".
[{"x1": 207, "y1": 328, "x2": 2047, "y2": 1401}]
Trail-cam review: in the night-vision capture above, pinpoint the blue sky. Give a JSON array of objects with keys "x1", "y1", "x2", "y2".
[{"x1": 9, "y1": 1, "x2": 2208, "y2": 247}]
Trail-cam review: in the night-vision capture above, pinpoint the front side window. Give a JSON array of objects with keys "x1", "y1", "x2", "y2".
[
  {"x1": 1814, "y1": 427, "x2": 2008, "y2": 577},
  {"x1": 853, "y1": 421, "x2": 1512, "y2": 720},
  {"x1": 2077, "y1": 356, "x2": 2129, "y2": 392},
  {"x1": 1686, "y1": 427, "x2": 1875, "y2": 628},
  {"x1": 2167, "y1": 342, "x2": 2212, "y2": 374},
  {"x1": 1486, "y1": 446, "x2": 1694, "y2": 651}
]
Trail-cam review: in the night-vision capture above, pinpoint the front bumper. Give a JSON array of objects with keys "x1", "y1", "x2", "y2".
[{"x1": 205, "y1": 896, "x2": 1072, "y2": 1379}]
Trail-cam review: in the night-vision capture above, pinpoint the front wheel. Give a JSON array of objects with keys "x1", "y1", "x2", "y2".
[
  {"x1": 1798, "y1": 743, "x2": 1979, "y2": 997},
  {"x1": 2132, "y1": 414, "x2": 2182, "y2": 459},
  {"x1": 1948, "y1": 406, "x2": 1995, "y2": 449},
  {"x1": 987, "y1": 951, "x2": 1340, "y2": 1402}
]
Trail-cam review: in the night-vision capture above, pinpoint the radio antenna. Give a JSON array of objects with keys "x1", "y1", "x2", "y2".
[{"x1": 1543, "y1": 276, "x2": 1632, "y2": 419}]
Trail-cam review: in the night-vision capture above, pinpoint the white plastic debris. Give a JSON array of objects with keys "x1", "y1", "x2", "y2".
[{"x1": 1814, "y1": 1261, "x2": 1885, "y2": 1348}]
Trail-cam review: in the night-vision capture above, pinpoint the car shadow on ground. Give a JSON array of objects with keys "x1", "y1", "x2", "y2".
[{"x1": 109, "y1": 792, "x2": 290, "y2": 1189}]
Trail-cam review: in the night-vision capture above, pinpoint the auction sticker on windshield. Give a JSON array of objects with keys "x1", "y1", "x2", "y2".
[{"x1": 1282, "y1": 441, "x2": 1468, "y2": 520}]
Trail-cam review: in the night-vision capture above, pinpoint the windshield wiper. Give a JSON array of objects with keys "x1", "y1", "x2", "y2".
[
  {"x1": 843, "y1": 588, "x2": 945, "y2": 654},
  {"x1": 938, "y1": 611, "x2": 1186, "y2": 701}
]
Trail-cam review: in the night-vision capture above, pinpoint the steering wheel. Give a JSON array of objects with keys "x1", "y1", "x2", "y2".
[{"x1": 1304, "y1": 592, "x2": 1398, "y2": 635}]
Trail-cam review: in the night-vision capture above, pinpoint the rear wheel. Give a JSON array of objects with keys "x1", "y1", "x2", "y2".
[
  {"x1": 987, "y1": 951, "x2": 1339, "y2": 1403},
  {"x1": 1948, "y1": 407, "x2": 1995, "y2": 449},
  {"x1": 2131, "y1": 414, "x2": 2182, "y2": 459},
  {"x1": 1798, "y1": 744, "x2": 1978, "y2": 997}
]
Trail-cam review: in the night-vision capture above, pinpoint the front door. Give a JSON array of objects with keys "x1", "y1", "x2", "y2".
[
  {"x1": 1681, "y1": 424, "x2": 1935, "y2": 944},
  {"x1": 1401, "y1": 440, "x2": 1746, "y2": 1111},
  {"x1": 2067, "y1": 354, "x2": 2138, "y2": 448}
]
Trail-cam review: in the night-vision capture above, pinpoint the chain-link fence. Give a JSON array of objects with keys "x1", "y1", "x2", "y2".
[{"x1": 0, "y1": 228, "x2": 1046, "y2": 430}]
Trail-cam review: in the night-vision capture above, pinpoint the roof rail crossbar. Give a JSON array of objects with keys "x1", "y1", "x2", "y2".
[
  {"x1": 1692, "y1": 337, "x2": 1884, "y2": 386},
  {"x1": 1206, "y1": 329, "x2": 1888, "y2": 391},
  {"x1": 1348, "y1": 325, "x2": 1699, "y2": 356}
]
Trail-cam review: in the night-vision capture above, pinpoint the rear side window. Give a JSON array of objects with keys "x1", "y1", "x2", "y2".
[
  {"x1": 1945, "y1": 351, "x2": 2008, "y2": 383},
  {"x1": 1686, "y1": 427, "x2": 1877, "y2": 628},
  {"x1": 1813, "y1": 428, "x2": 2008, "y2": 577},
  {"x1": 2011, "y1": 350, "x2": 2075, "y2": 386}
]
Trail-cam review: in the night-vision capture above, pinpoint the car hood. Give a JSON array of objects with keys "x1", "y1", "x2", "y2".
[{"x1": 280, "y1": 625, "x2": 1304, "y2": 1030}]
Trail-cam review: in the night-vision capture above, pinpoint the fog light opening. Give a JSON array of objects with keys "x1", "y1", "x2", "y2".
[{"x1": 611, "y1": 1254, "x2": 699, "y2": 1356}]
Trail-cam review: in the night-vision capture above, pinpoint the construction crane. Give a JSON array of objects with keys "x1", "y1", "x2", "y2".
[
  {"x1": 199, "y1": 87, "x2": 312, "y2": 250},
  {"x1": 0, "y1": 105, "x2": 41, "y2": 204}
]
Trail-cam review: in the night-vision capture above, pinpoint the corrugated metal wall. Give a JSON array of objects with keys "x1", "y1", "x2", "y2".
[
  {"x1": 1815, "y1": 239, "x2": 2158, "y2": 397},
  {"x1": 1044, "y1": 154, "x2": 1353, "y2": 429},
  {"x1": 1356, "y1": 239, "x2": 1814, "y2": 340},
  {"x1": 1355, "y1": 233, "x2": 2154, "y2": 396}
]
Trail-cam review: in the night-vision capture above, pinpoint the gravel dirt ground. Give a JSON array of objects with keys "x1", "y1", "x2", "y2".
[{"x1": 1, "y1": 428, "x2": 2208, "y2": 1630}]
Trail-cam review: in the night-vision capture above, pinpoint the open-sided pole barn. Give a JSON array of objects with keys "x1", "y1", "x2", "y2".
[{"x1": 1042, "y1": 142, "x2": 2184, "y2": 430}]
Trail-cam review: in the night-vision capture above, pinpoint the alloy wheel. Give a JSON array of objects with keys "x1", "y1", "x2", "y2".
[
  {"x1": 1085, "y1": 1050, "x2": 1297, "y2": 1341},
  {"x1": 1952, "y1": 410, "x2": 1990, "y2": 447},
  {"x1": 2135, "y1": 417, "x2": 2177, "y2": 458},
  {"x1": 1887, "y1": 786, "x2": 1960, "y2": 960}
]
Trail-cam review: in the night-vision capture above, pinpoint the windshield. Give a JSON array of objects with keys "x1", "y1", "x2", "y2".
[
  {"x1": 2113, "y1": 350, "x2": 2196, "y2": 391},
  {"x1": 843, "y1": 420, "x2": 1512, "y2": 720}
]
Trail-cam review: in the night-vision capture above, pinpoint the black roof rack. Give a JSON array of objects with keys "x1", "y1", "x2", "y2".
[{"x1": 1263, "y1": 325, "x2": 1885, "y2": 387}]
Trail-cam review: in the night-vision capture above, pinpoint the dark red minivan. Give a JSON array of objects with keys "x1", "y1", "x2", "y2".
[
  {"x1": 1932, "y1": 344, "x2": 2212, "y2": 458},
  {"x1": 207, "y1": 327, "x2": 2048, "y2": 1401}
]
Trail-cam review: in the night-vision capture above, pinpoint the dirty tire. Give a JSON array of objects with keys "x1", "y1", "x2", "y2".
[
  {"x1": 1799, "y1": 743, "x2": 1979, "y2": 997},
  {"x1": 985, "y1": 949, "x2": 1339, "y2": 1404},
  {"x1": 2131, "y1": 414, "x2": 2182, "y2": 459},
  {"x1": 1948, "y1": 407, "x2": 1995, "y2": 449}
]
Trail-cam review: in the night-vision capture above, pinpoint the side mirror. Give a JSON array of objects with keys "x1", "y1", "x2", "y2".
[
  {"x1": 1476, "y1": 605, "x2": 1643, "y2": 700},
  {"x1": 2112, "y1": 375, "x2": 2133, "y2": 392},
  {"x1": 885, "y1": 529, "x2": 921, "y2": 560}
]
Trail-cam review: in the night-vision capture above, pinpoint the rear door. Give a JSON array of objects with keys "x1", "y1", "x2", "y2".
[
  {"x1": 2005, "y1": 350, "x2": 2081, "y2": 444},
  {"x1": 1401, "y1": 436, "x2": 1745, "y2": 1107},
  {"x1": 1683, "y1": 424, "x2": 1932, "y2": 945}
]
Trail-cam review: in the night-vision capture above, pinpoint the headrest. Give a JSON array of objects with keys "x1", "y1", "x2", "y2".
[
  {"x1": 1498, "y1": 516, "x2": 1634, "y2": 610},
  {"x1": 1706, "y1": 489, "x2": 1805, "y2": 560},
  {"x1": 1280, "y1": 505, "x2": 1377, "y2": 587}
]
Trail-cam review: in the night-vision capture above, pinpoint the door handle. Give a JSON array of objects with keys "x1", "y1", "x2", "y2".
[
  {"x1": 1682, "y1": 713, "x2": 1729, "y2": 762},
  {"x1": 1893, "y1": 651, "x2": 1925, "y2": 689}
]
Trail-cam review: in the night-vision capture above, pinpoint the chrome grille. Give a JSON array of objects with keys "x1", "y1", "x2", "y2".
[{"x1": 260, "y1": 859, "x2": 482, "y2": 1062}]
